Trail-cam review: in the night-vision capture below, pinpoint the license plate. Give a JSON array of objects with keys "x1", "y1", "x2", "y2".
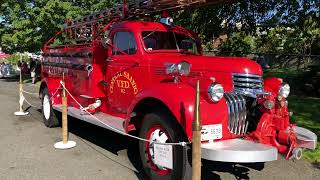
[{"x1": 201, "y1": 124, "x2": 222, "y2": 141}]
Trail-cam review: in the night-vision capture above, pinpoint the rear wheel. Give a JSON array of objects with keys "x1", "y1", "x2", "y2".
[
  {"x1": 139, "y1": 111, "x2": 186, "y2": 180},
  {"x1": 41, "y1": 87, "x2": 59, "y2": 127}
]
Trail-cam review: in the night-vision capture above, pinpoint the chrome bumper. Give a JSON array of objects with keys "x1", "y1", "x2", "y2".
[
  {"x1": 201, "y1": 126, "x2": 317, "y2": 163},
  {"x1": 293, "y1": 126, "x2": 317, "y2": 150},
  {"x1": 201, "y1": 139, "x2": 278, "y2": 163}
]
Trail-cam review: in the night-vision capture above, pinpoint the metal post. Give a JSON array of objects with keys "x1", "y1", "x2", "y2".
[
  {"x1": 192, "y1": 80, "x2": 201, "y2": 180},
  {"x1": 14, "y1": 53, "x2": 29, "y2": 116},
  {"x1": 54, "y1": 74, "x2": 76, "y2": 149}
]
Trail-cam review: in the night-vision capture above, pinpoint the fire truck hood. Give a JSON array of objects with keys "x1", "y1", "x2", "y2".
[{"x1": 150, "y1": 54, "x2": 263, "y2": 75}]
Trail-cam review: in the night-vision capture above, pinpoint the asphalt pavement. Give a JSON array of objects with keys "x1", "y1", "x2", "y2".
[{"x1": 0, "y1": 79, "x2": 319, "y2": 180}]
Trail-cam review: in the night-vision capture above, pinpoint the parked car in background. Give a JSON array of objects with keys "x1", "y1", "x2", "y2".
[
  {"x1": 0, "y1": 63, "x2": 4, "y2": 78},
  {"x1": 0, "y1": 64, "x2": 18, "y2": 78}
]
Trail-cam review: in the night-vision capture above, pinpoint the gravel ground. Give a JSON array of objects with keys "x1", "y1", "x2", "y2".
[{"x1": 0, "y1": 79, "x2": 319, "y2": 180}]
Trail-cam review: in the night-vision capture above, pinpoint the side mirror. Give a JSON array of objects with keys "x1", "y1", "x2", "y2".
[{"x1": 180, "y1": 39, "x2": 193, "y2": 50}]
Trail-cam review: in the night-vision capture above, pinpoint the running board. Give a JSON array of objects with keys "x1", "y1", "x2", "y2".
[
  {"x1": 201, "y1": 139, "x2": 278, "y2": 163},
  {"x1": 53, "y1": 105, "x2": 126, "y2": 133}
]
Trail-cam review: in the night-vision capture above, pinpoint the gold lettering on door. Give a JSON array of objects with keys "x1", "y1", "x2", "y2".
[{"x1": 109, "y1": 71, "x2": 139, "y2": 95}]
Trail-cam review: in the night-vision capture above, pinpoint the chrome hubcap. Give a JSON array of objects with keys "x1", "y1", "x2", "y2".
[
  {"x1": 148, "y1": 129, "x2": 169, "y2": 170},
  {"x1": 43, "y1": 95, "x2": 50, "y2": 120}
]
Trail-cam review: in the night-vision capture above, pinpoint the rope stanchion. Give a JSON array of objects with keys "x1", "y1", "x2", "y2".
[
  {"x1": 54, "y1": 76, "x2": 76, "y2": 149},
  {"x1": 59, "y1": 80, "x2": 190, "y2": 147},
  {"x1": 22, "y1": 90, "x2": 38, "y2": 96},
  {"x1": 14, "y1": 53, "x2": 29, "y2": 116},
  {"x1": 192, "y1": 80, "x2": 201, "y2": 180},
  {"x1": 20, "y1": 83, "x2": 62, "y2": 109}
]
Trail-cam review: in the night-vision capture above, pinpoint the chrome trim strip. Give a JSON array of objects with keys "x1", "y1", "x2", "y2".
[
  {"x1": 233, "y1": 77, "x2": 262, "y2": 83},
  {"x1": 233, "y1": 73, "x2": 262, "y2": 78},
  {"x1": 234, "y1": 88, "x2": 264, "y2": 92},
  {"x1": 240, "y1": 95, "x2": 247, "y2": 135},
  {"x1": 234, "y1": 88, "x2": 265, "y2": 98},
  {"x1": 224, "y1": 94, "x2": 232, "y2": 132},
  {"x1": 225, "y1": 94, "x2": 235, "y2": 133},
  {"x1": 234, "y1": 95, "x2": 243, "y2": 135},
  {"x1": 234, "y1": 82, "x2": 263, "y2": 88},
  {"x1": 232, "y1": 73, "x2": 264, "y2": 98},
  {"x1": 224, "y1": 93, "x2": 248, "y2": 135},
  {"x1": 234, "y1": 95, "x2": 242, "y2": 134},
  {"x1": 229, "y1": 94, "x2": 239, "y2": 134}
]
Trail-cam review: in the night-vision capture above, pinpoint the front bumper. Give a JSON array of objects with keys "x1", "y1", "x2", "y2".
[
  {"x1": 201, "y1": 139, "x2": 278, "y2": 162},
  {"x1": 201, "y1": 126, "x2": 317, "y2": 163},
  {"x1": 292, "y1": 126, "x2": 317, "y2": 150}
]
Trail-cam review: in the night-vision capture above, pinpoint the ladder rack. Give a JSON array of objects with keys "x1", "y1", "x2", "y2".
[
  {"x1": 131, "y1": 0, "x2": 225, "y2": 12},
  {"x1": 45, "y1": 0, "x2": 228, "y2": 49},
  {"x1": 65, "y1": 0, "x2": 227, "y2": 29}
]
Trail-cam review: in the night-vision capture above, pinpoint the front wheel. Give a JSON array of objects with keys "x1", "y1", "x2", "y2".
[
  {"x1": 139, "y1": 111, "x2": 187, "y2": 180},
  {"x1": 41, "y1": 87, "x2": 60, "y2": 127}
]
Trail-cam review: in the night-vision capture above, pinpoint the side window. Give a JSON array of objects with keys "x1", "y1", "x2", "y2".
[{"x1": 113, "y1": 31, "x2": 137, "y2": 55}]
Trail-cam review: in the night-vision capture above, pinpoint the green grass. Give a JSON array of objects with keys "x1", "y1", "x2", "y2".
[
  {"x1": 264, "y1": 69, "x2": 304, "y2": 79},
  {"x1": 288, "y1": 96, "x2": 320, "y2": 164}
]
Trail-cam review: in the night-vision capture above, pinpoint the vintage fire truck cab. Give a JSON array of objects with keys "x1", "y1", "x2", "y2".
[{"x1": 40, "y1": 10, "x2": 317, "y2": 180}]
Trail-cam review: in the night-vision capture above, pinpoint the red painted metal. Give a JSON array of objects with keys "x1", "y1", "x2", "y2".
[
  {"x1": 40, "y1": 2, "x2": 305, "y2": 162},
  {"x1": 245, "y1": 80, "x2": 299, "y2": 159}
]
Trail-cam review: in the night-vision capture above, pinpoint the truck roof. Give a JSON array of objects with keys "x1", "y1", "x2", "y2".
[
  {"x1": 112, "y1": 20, "x2": 198, "y2": 38},
  {"x1": 112, "y1": 20, "x2": 175, "y2": 30}
]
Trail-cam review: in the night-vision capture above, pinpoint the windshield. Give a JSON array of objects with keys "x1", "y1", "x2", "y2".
[{"x1": 142, "y1": 31, "x2": 199, "y2": 54}]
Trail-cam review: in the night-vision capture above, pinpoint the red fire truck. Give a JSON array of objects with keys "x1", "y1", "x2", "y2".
[{"x1": 40, "y1": 1, "x2": 317, "y2": 179}]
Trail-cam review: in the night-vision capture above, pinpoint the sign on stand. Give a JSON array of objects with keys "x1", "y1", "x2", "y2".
[{"x1": 154, "y1": 143, "x2": 173, "y2": 169}]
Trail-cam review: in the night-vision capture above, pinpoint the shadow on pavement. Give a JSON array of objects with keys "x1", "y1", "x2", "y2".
[
  {"x1": 312, "y1": 162, "x2": 320, "y2": 169},
  {"x1": 2, "y1": 77, "x2": 19, "y2": 82},
  {"x1": 202, "y1": 160, "x2": 264, "y2": 180},
  {"x1": 66, "y1": 116, "x2": 149, "y2": 180},
  {"x1": 33, "y1": 109, "x2": 265, "y2": 180}
]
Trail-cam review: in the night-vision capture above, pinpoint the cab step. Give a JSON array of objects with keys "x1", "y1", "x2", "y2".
[{"x1": 53, "y1": 105, "x2": 126, "y2": 133}]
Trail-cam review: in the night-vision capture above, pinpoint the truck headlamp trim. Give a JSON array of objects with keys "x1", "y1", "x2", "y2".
[
  {"x1": 177, "y1": 61, "x2": 191, "y2": 76},
  {"x1": 279, "y1": 83, "x2": 290, "y2": 98},
  {"x1": 208, "y1": 83, "x2": 224, "y2": 102},
  {"x1": 166, "y1": 61, "x2": 191, "y2": 76}
]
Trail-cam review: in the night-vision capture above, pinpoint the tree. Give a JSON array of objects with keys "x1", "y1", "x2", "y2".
[
  {"x1": 0, "y1": 0, "x2": 319, "y2": 56},
  {"x1": 0, "y1": 0, "x2": 116, "y2": 53},
  {"x1": 218, "y1": 32, "x2": 255, "y2": 56}
]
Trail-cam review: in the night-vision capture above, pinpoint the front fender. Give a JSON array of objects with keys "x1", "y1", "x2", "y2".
[
  {"x1": 127, "y1": 82, "x2": 229, "y2": 140},
  {"x1": 264, "y1": 77, "x2": 283, "y2": 95}
]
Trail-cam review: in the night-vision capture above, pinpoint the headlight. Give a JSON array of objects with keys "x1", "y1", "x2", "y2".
[
  {"x1": 208, "y1": 83, "x2": 224, "y2": 102},
  {"x1": 279, "y1": 83, "x2": 290, "y2": 98}
]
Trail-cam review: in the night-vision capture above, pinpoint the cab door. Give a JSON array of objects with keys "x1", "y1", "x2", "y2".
[{"x1": 106, "y1": 30, "x2": 141, "y2": 114}]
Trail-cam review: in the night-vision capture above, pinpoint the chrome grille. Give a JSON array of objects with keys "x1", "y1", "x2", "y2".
[
  {"x1": 224, "y1": 93, "x2": 248, "y2": 135},
  {"x1": 232, "y1": 73, "x2": 264, "y2": 97}
]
